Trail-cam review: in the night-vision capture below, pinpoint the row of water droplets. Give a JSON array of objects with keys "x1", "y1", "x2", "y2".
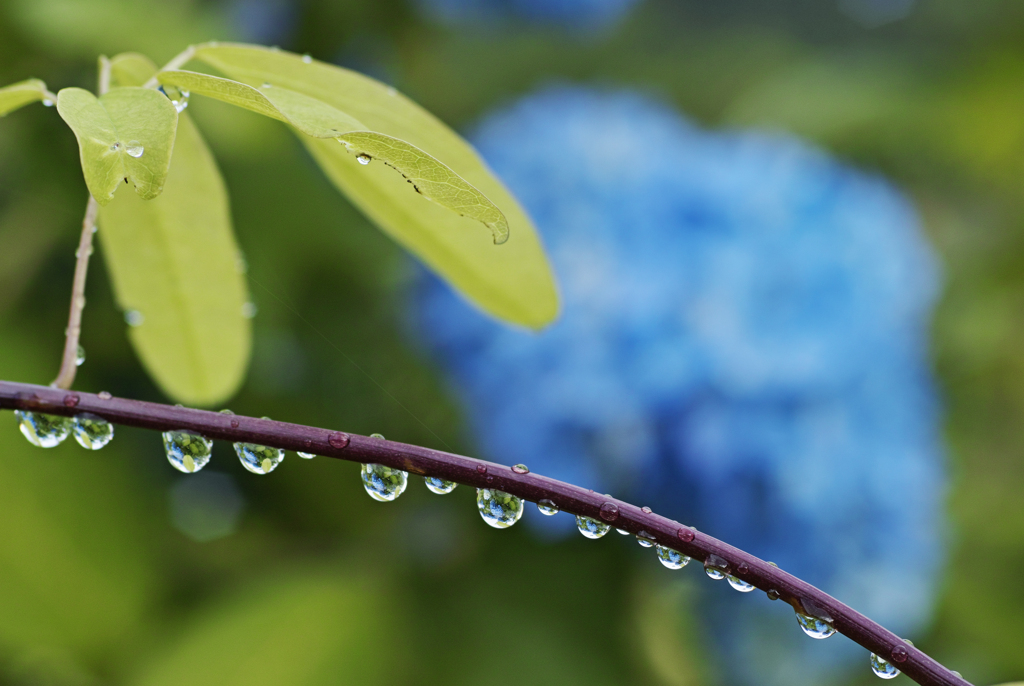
[{"x1": 10, "y1": 410, "x2": 951, "y2": 681}]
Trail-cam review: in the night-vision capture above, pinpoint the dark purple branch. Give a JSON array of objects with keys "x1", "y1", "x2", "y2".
[{"x1": 0, "y1": 379, "x2": 968, "y2": 686}]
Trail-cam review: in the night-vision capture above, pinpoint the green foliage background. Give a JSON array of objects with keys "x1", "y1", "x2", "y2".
[{"x1": 1, "y1": 0, "x2": 1023, "y2": 684}]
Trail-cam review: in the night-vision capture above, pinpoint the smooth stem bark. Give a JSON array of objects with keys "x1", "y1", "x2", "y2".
[{"x1": 52, "y1": 58, "x2": 111, "y2": 390}]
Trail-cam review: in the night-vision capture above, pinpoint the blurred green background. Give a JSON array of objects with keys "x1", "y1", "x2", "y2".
[{"x1": 1, "y1": 0, "x2": 1023, "y2": 684}]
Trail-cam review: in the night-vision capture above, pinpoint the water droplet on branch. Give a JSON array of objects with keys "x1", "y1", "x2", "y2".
[
  {"x1": 870, "y1": 653, "x2": 900, "y2": 679},
  {"x1": 297, "y1": 451, "x2": 315, "y2": 459},
  {"x1": 72, "y1": 413, "x2": 113, "y2": 449},
  {"x1": 576, "y1": 515, "x2": 610, "y2": 539},
  {"x1": 636, "y1": 531, "x2": 656, "y2": 548},
  {"x1": 164, "y1": 430, "x2": 213, "y2": 473},
  {"x1": 75, "y1": 345, "x2": 86, "y2": 366},
  {"x1": 16, "y1": 411, "x2": 71, "y2": 448},
  {"x1": 656, "y1": 544, "x2": 690, "y2": 570},
  {"x1": 235, "y1": 442, "x2": 284, "y2": 474},
  {"x1": 476, "y1": 488, "x2": 523, "y2": 528},
  {"x1": 795, "y1": 613, "x2": 836, "y2": 639},
  {"x1": 362, "y1": 463, "x2": 407, "y2": 501},
  {"x1": 511, "y1": 463, "x2": 529, "y2": 474},
  {"x1": 424, "y1": 476, "x2": 457, "y2": 494},
  {"x1": 537, "y1": 499, "x2": 559, "y2": 515},
  {"x1": 704, "y1": 555, "x2": 728, "y2": 580},
  {"x1": 727, "y1": 575, "x2": 755, "y2": 592}
]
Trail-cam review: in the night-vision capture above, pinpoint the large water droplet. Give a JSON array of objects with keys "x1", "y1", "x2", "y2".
[
  {"x1": 636, "y1": 531, "x2": 656, "y2": 548},
  {"x1": 357, "y1": 154, "x2": 371, "y2": 165},
  {"x1": 656, "y1": 544, "x2": 690, "y2": 570},
  {"x1": 16, "y1": 411, "x2": 72, "y2": 448},
  {"x1": 704, "y1": 555, "x2": 728, "y2": 580},
  {"x1": 476, "y1": 488, "x2": 523, "y2": 529},
  {"x1": 125, "y1": 141, "x2": 144, "y2": 158},
  {"x1": 75, "y1": 344, "x2": 86, "y2": 366},
  {"x1": 72, "y1": 413, "x2": 113, "y2": 449},
  {"x1": 576, "y1": 515, "x2": 610, "y2": 539},
  {"x1": 125, "y1": 310, "x2": 144, "y2": 327},
  {"x1": 537, "y1": 499, "x2": 559, "y2": 515},
  {"x1": 424, "y1": 475, "x2": 457, "y2": 494},
  {"x1": 796, "y1": 613, "x2": 836, "y2": 639},
  {"x1": 870, "y1": 653, "x2": 900, "y2": 679},
  {"x1": 362, "y1": 463, "x2": 408, "y2": 501},
  {"x1": 234, "y1": 442, "x2": 284, "y2": 474},
  {"x1": 164, "y1": 430, "x2": 213, "y2": 473},
  {"x1": 727, "y1": 575, "x2": 756, "y2": 592}
]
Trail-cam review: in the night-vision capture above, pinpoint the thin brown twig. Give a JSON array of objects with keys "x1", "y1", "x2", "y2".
[
  {"x1": 51, "y1": 57, "x2": 112, "y2": 390},
  {"x1": 0, "y1": 379, "x2": 970, "y2": 686}
]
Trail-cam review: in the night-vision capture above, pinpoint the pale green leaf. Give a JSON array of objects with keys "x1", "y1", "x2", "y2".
[
  {"x1": 157, "y1": 69, "x2": 509, "y2": 244},
  {"x1": 0, "y1": 78, "x2": 54, "y2": 117},
  {"x1": 131, "y1": 569, "x2": 404, "y2": 686},
  {"x1": 56, "y1": 86, "x2": 178, "y2": 204},
  {"x1": 96, "y1": 60, "x2": 249, "y2": 405},
  {"x1": 109, "y1": 52, "x2": 163, "y2": 89},
  {"x1": 156, "y1": 69, "x2": 364, "y2": 135},
  {"x1": 190, "y1": 42, "x2": 558, "y2": 328}
]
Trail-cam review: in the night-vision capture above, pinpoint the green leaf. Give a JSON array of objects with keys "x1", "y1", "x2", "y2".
[
  {"x1": 189, "y1": 43, "x2": 558, "y2": 328},
  {"x1": 0, "y1": 78, "x2": 54, "y2": 117},
  {"x1": 109, "y1": 52, "x2": 164, "y2": 90},
  {"x1": 157, "y1": 69, "x2": 509, "y2": 244},
  {"x1": 56, "y1": 86, "x2": 178, "y2": 204},
  {"x1": 96, "y1": 56, "x2": 250, "y2": 406}
]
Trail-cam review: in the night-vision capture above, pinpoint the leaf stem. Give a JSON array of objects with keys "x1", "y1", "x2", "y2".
[
  {"x1": 52, "y1": 58, "x2": 112, "y2": 390},
  {"x1": 142, "y1": 45, "x2": 197, "y2": 89},
  {"x1": 0, "y1": 379, "x2": 972, "y2": 686},
  {"x1": 51, "y1": 196, "x2": 99, "y2": 390}
]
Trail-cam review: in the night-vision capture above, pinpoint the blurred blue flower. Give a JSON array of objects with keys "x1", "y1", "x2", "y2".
[
  {"x1": 411, "y1": 86, "x2": 946, "y2": 686},
  {"x1": 412, "y1": 0, "x2": 642, "y2": 31}
]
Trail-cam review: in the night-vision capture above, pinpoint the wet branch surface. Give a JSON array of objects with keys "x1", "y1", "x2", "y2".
[{"x1": 0, "y1": 379, "x2": 969, "y2": 686}]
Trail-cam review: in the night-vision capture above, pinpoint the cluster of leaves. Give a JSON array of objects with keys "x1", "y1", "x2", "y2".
[{"x1": 0, "y1": 43, "x2": 558, "y2": 405}]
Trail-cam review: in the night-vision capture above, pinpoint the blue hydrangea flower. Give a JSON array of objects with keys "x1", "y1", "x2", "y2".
[
  {"x1": 410, "y1": 86, "x2": 945, "y2": 686},
  {"x1": 412, "y1": 0, "x2": 642, "y2": 31}
]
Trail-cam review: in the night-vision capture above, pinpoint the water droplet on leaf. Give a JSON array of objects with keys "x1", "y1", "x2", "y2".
[
  {"x1": 164, "y1": 430, "x2": 213, "y2": 473},
  {"x1": 125, "y1": 141, "x2": 144, "y2": 158},
  {"x1": 357, "y1": 154, "x2": 371, "y2": 165},
  {"x1": 362, "y1": 463, "x2": 407, "y2": 501},
  {"x1": 234, "y1": 442, "x2": 284, "y2": 474},
  {"x1": 302, "y1": 53, "x2": 312, "y2": 63},
  {"x1": 576, "y1": 515, "x2": 610, "y2": 539},
  {"x1": 727, "y1": 575, "x2": 755, "y2": 592},
  {"x1": 125, "y1": 310, "x2": 144, "y2": 326},
  {"x1": 476, "y1": 488, "x2": 523, "y2": 528},
  {"x1": 870, "y1": 653, "x2": 900, "y2": 679},
  {"x1": 241, "y1": 302, "x2": 257, "y2": 318},
  {"x1": 537, "y1": 499, "x2": 559, "y2": 515},
  {"x1": 16, "y1": 411, "x2": 71, "y2": 448},
  {"x1": 796, "y1": 613, "x2": 836, "y2": 639},
  {"x1": 656, "y1": 544, "x2": 690, "y2": 570},
  {"x1": 424, "y1": 475, "x2": 457, "y2": 494},
  {"x1": 72, "y1": 412, "x2": 113, "y2": 449}
]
